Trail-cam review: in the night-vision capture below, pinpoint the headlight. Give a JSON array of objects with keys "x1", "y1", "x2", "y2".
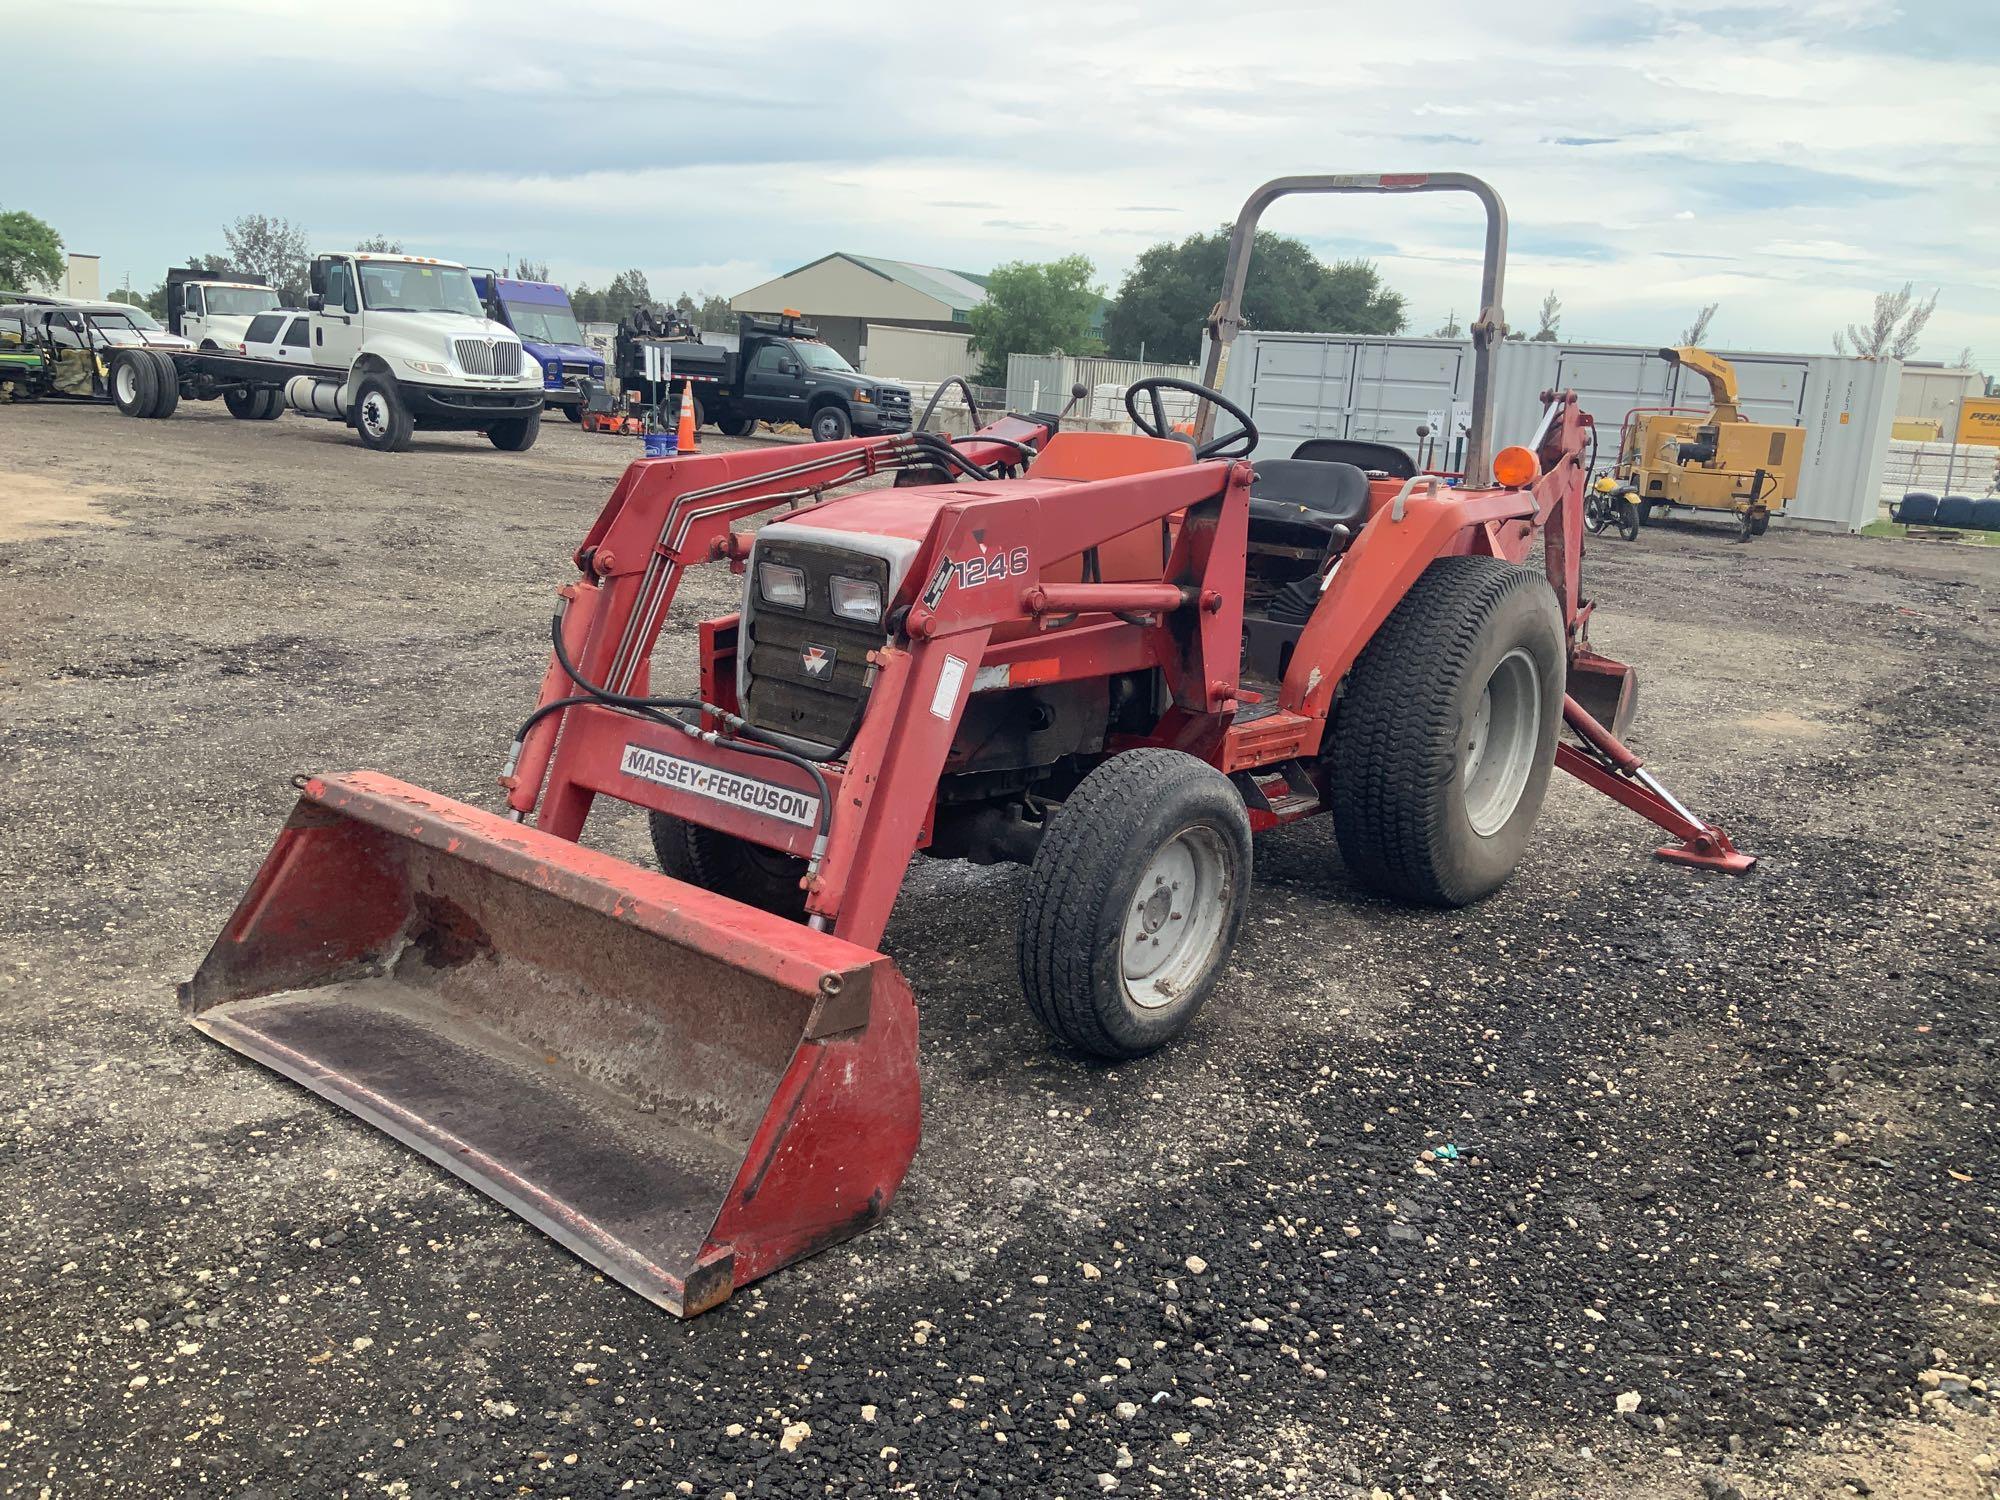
[
  {"x1": 591, "y1": 363, "x2": 605, "y2": 378},
  {"x1": 829, "y1": 574, "x2": 882, "y2": 623},
  {"x1": 403, "y1": 359, "x2": 448, "y2": 375},
  {"x1": 544, "y1": 360, "x2": 560, "y2": 378},
  {"x1": 757, "y1": 561, "x2": 806, "y2": 608},
  {"x1": 852, "y1": 388, "x2": 872, "y2": 403}
]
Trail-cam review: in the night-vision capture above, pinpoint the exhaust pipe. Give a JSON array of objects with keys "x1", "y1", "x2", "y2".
[{"x1": 181, "y1": 771, "x2": 920, "y2": 1316}]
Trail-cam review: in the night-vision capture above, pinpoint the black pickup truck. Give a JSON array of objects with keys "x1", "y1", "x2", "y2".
[{"x1": 616, "y1": 309, "x2": 911, "y2": 442}]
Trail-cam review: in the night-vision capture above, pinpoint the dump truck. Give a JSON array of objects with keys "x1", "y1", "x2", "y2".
[
  {"x1": 164, "y1": 268, "x2": 284, "y2": 349},
  {"x1": 183, "y1": 173, "x2": 1753, "y2": 1317}
]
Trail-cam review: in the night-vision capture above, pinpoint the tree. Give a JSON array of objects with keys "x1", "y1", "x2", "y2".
[
  {"x1": 1832, "y1": 283, "x2": 1938, "y2": 359},
  {"x1": 1679, "y1": 302, "x2": 1719, "y2": 346},
  {"x1": 512, "y1": 257, "x2": 549, "y2": 281},
  {"x1": 967, "y1": 255, "x2": 1104, "y2": 385},
  {"x1": 0, "y1": 208, "x2": 65, "y2": 294},
  {"x1": 1531, "y1": 289, "x2": 1562, "y2": 342},
  {"x1": 356, "y1": 235, "x2": 403, "y2": 254},
  {"x1": 223, "y1": 214, "x2": 311, "y2": 302},
  {"x1": 1432, "y1": 310, "x2": 1463, "y2": 339},
  {"x1": 1104, "y1": 228, "x2": 1405, "y2": 364}
]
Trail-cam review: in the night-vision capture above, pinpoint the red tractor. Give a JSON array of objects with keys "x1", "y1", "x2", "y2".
[{"x1": 184, "y1": 174, "x2": 1752, "y2": 1316}]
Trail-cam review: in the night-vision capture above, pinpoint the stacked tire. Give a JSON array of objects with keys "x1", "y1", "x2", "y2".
[{"x1": 110, "y1": 350, "x2": 182, "y2": 420}]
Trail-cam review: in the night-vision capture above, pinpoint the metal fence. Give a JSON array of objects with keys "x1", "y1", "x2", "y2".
[{"x1": 1881, "y1": 440, "x2": 2000, "y2": 506}]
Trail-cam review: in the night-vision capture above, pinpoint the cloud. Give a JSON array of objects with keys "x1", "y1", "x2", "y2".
[{"x1": 5, "y1": 0, "x2": 1995, "y2": 359}]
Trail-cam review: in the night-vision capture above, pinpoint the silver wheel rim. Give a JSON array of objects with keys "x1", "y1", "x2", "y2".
[
  {"x1": 1120, "y1": 826, "x2": 1231, "y2": 1009},
  {"x1": 360, "y1": 391, "x2": 390, "y2": 438},
  {"x1": 1462, "y1": 646, "x2": 1541, "y2": 837},
  {"x1": 115, "y1": 362, "x2": 137, "y2": 405}
]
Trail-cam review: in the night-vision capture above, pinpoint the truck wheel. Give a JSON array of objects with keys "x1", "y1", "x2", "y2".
[
  {"x1": 647, "y1": 811, "x2": 807, "y2": 922},
  {"x1": 353, "y1": 375, "x2": 414, "y2": 452},
  {"x1": 146, "y1": 351, "x2": 181, "y2": 418},
  {"x1": 1327, "y1": 556, "x2": 1564, "y2": 907},
  {"x1": 254, "y1": 388, "x2": 285, "y2": 420},
  {"x1": 110, "y1": 351, "x2": 157, "y2": 417},
  {"x1": 562, "y1": 403, "x2": 584, "y2": 424},
  {"x1": 1018, "y1": 748, "x2": 1252, "y2": 1060},
  {"x1": 224, "y1": 387, "x2": 261, "y2": 420},
  {"x1": 810, "y1": 405, "x2": 851, "y2": 443},
  {"x1": 488, "y1": 407, "x2": 542, "y2": 452},
  {"x1": 717, "y1": 413, "x2": 757, "y2": 438},
  {"x1": 672, "y1": 392, "x2": 705, "y2": 430}
]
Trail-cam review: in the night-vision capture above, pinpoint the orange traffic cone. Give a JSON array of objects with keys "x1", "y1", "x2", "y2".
[{"x1": 676, "y1": 381, "x2": 698, "y2": 453}]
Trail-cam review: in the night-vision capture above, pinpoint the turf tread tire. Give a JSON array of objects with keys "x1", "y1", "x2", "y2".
[
  {"x1": 646, "y1": 811, "x2": 807, "y2": 922},
  {"x1": 1327, "y1": 556, "x2": 1563, "y2": 908},
  {"x1": 1018, "y1": 748, "x2": 1251, "y2": 1060}
]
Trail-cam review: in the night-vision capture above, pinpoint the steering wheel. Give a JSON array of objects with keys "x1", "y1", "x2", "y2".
[{"x1": 1125, "y1": 376, "x2": 1258, "y2": 460}]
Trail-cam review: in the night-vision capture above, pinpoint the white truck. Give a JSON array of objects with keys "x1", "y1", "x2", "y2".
[
  {"x1": 115, "y1": 250, "x2": 547, "y2": 453},
  {"x1": 165, "y1": 269, "x2": 284, "y2": 348}
]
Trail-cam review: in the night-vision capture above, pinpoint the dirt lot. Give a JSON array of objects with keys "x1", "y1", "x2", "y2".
[{"x1": 2, "y1": 401, "x2": 1997, "y2": 1500}]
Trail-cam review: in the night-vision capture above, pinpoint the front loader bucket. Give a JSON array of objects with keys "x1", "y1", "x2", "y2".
[{"x1": 181, "y1": 771, "x2": 919, "y2": 1316}]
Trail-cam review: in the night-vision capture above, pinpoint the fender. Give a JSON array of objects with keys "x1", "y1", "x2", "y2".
[{"x1": 1278, "y1": 485, "x2": 1535, "y2": 722}]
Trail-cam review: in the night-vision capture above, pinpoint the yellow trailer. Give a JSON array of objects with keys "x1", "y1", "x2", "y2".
[{"x1": 1618, "y1": 347, "x2": 1805, "y2": 541}]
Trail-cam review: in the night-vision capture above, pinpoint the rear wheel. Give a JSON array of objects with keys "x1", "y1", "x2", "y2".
[
  {"x1": 717, "y1": 412, "x2": 757, "y2": 437},
  {"x1": 810, "y1": 405, "x2": 851, "y2": 443},
  {"x1": 110, "y1": 351, "x2": 156, "y2": 417},
  {"x1": 1615, "y1": 499, "x2": 1640, "y2": 541},
  {"x1": 253, "y1": 387, "x2": 284, "y2": 420},
  {"x1": 224, "y1": 387, "x2": 261, "y2": 420},
  {"x1": 353, "y1": 375, "x2": 414, "y2": 452},
  {"x1": 562, "y1": 403, "x2": 584, "y2": 423},
  {"x1": 488, "y1": 407, "x2": 542, "y2": 452},
  {"x1": 1327, "y1": 556, "x2": 1564, "y2": 907},
  {"x1": 1018, "y1": 748, "x2": 1252, "y2": 1059},
  {"x1": 647, "y1": 812, "x2": 808, "y2": 922},
  {"x1": 146, "y1": 351, "x2": 180, "y2": 418}
]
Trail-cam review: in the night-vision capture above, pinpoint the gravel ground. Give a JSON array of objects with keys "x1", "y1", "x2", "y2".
[{"x1": 1, "y1": 401, "x2": 1996, "y2": 1499}]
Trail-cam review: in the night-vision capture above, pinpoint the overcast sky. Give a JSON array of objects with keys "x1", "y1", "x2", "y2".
[{"x1": 13, "y1": 0, "x2": 1996, "y2": 366}]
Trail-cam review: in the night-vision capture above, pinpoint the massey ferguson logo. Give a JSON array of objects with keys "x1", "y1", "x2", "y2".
[{"x1": 801, "y1": 642, "x2": 837, "y2": 678}]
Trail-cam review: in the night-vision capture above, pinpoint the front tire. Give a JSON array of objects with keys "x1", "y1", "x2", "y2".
[
  {"x1": 353, "y1": 375, "x2": 414, "y2": 452},
  {"x1": 488, "y1": 407, "x2": 541, "y2": 452},
  {"x1": 647, "y1": 812, "x2": 807, "y2": 922},
  {"x1": 1018, "y1": 748, "x2": 1252, "y2": 1059},
  {"x1": 810, "y1": 405, "x2": 852, "y2": 443},
  {"x1": 1327, "y1": 556, "x2": 1564, "y2": 907}
]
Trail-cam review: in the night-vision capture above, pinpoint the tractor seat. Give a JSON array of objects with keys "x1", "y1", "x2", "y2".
[{"x1": 1248, "y1": 458, "x2": 1371, "y2": 549}]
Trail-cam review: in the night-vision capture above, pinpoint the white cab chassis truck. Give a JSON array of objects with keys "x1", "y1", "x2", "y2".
[{"x1": 114, "y1": 251, "x2": 546, "y2": 452}]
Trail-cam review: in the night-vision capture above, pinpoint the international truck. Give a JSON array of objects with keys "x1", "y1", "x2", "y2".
[
  {"x1": 617, "y1": 308, "x2": 911, "y2": 441},
  {"x1": 164, "y1": 268, "x2": 284, "y2": 348},
  {"x1": 471, "y1": 272, "x2": 606, "y2": 421},
  {"x1": 104, "y1": 249, "x2": 547, "y2": 451}
]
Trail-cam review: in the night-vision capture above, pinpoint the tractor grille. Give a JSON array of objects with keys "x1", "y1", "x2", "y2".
[
  {"x1": 453, "y1": 337, "x2": 523, "y2": 377},
  {"x1": 742, "y1": 540, "x2": 889, "y2": 752}
]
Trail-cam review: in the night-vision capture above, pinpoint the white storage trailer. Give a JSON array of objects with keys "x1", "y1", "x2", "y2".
[{"x1": 1218, "y1": 333, "x2": 1901, "y2": 531}]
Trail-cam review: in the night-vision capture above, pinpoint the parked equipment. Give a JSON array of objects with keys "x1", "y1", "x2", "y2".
[
  {"x1": 183, "y1": 173, "x2": 1754, "y2": 1318},
  {"x1": 1585, "y1": 475, "x2": 1642, "y2": 541},
  {"x1": 1615, "y1": 346, "x2": 1804, "y2": 541}
]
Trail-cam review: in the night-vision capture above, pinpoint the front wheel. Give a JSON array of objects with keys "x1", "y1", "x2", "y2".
[
  {"x1": 1327, "y1": 556, "x2": 1565, "y2": 907},
  {"x1": 488, "y1": 407, "x2": 542, "y2": 452},
  {"x1": 1584, "y1": 493, "x2": 1610, "y2": 535},
  {"x1": 1018, "y1": 748, "x2": 1252, "y2": 1059},
  {"x1": 353, "y1": 375, "x2": 414, "y2": 451},
  {"x1": 647, "y1": 812, "x2": 807, "y2": 922},
  {"x1": 810, "y1": 405, "x2": 852, "y2": 443}
]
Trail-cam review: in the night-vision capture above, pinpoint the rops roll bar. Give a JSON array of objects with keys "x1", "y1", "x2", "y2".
[{"x1": 1195, "y1": 172, "x2": 1510, "y2": 486}]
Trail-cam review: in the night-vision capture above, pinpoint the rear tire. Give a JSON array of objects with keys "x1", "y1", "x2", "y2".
[
  {"x1": 353, "y1": 375, "x2": 414, "y2": 452},
  {"x1": 488, "y1": 407, "x2": 541, "y2": 452},
  {"x1": 1327, "y1": 556, "x2": 1564, "y2": 907},
  {"x1": 717, "y1": 412, "x2": 757, "y2": 437},
  {"x1": 810, "y1": 405, "x2": 851, "y2": 443},
  {"x1": 647, "y1": 812, "x2": 808, "y2": 922},
  {"x1": 1018, "y1": 748, "x2": 1252, "y2": 1059},
  {"x1": 224, "y1": 387, "x2": 260, "y2": 420},
  {"x1": 146, "y1": 351, "x2": 180, "y2": 418},
  {"x1": 110, "y1": 351, "x2": 156, "y2": 417},
  {"x1": 254, "y1": 387, "x2": 284, "y2": 420}
]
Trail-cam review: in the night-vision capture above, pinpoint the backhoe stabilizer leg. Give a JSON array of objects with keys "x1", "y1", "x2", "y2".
[{"x1": 1555, "y1": 695, "x2": 1757, "y2": 874}]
